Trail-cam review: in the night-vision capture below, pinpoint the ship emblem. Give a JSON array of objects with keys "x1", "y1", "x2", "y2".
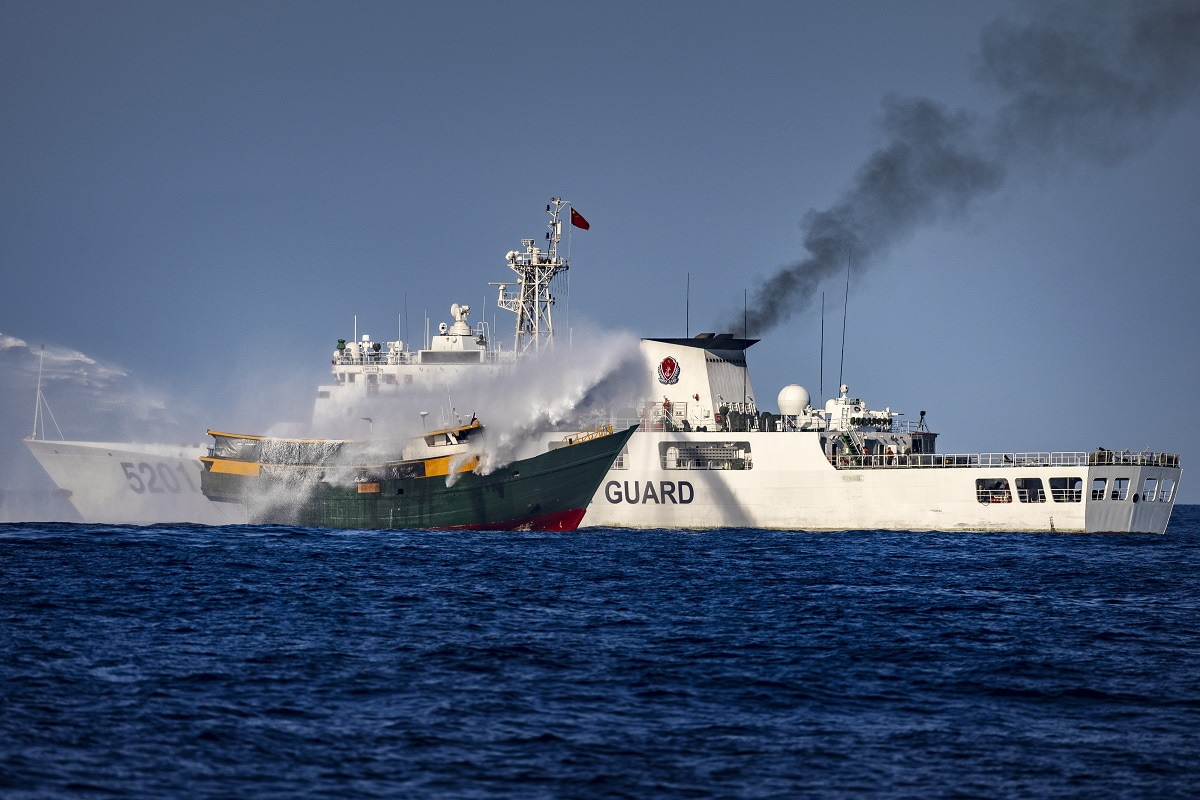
[{"x1": 658, "y1": 356, "x2": 681, "y2": 385}]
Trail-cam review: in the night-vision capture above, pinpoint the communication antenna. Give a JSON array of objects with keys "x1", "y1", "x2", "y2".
[
  {"x1": 819, "y1": 292, "x2": 825, "y2": 405},
  {"x1": 838, "y1": 250, "x2": 850, "y2": 387},
  {"x1": 743, "y1": 289, "x2": 748, "y2": 412},
  {"x1": 686, "y1": 272, "x2": 690, "y2": 337}
]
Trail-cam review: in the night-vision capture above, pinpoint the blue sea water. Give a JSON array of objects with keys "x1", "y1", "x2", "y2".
[{"x1": 3, "y1": 510, "x2": 1199, "y2": 799}]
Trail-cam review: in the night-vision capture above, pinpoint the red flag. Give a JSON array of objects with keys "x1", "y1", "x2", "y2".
[{"x1": 570, "y1": 208, "x2": 590, "y2": 230}]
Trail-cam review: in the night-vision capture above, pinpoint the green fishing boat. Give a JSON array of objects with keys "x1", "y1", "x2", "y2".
[{"x1": 199, "y1": 419, "x2": 635, "y2": 531}]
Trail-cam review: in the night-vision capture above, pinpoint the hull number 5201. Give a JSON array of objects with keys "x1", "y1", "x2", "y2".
[{"x1": 120, "y1": 462, "x2": 198, "y2": 494}]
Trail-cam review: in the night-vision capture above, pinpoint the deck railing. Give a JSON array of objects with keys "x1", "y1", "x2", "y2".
[
  {"x1": 831, "y1": 451, "x2": 1180, "y2": 470},
  {"x1": 592, "y1": 416, "x2": 1182, "y2": 471},
  {"x1": 830, "y1": 452, "x2": 1085, "y2": 469},
  {"x1": 332, "y1": 349, "x2": 514, "y2": 367},
  {"x1": 1087, "y1": 450, "x2": 1180, "y2": 467}
]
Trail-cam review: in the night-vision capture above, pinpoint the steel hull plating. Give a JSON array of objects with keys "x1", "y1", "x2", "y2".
[
  {"x1": 580, "y1": 431, "x2": 1180, "y2": 534},
  {"x1": 200, "y1": 426, "x2": 636, "y2": 531},
  {"x1": 26, "y1": 430, "x2": 1180, "y2": 533},
  {"x1": 23, "y1": 438, "x2": 247, "y2": 525}
]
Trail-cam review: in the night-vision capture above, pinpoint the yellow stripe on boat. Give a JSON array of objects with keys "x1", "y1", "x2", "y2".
[
  {"x1": 422, "y1": 455, "x2": 480, "y2": 477},
  {"x1": 200, "y1": 458, "x2": 261, "y2": 476}
]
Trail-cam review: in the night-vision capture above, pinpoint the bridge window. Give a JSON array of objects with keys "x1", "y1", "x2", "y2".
[
  {"x1": 1159, "y1": 478, "x2": 1176, "y2": 503},
  {"x1": 1111, "y1": 477, "x2": 1130, "y2": 501},
  {"x1": 1142, "y1": 477, "x2": 1158, "y2": 502},
  {"x1": 1091, "y1": 478, "x2": 1107, "y2": 500},
  {"x1": 660, "y1": 441, "x2": 752, "y2": 470},
  {"x1": 1015, "y1": 478, "x2": 1046, "y2": 503},
  {"x1": 1049, "y1": 477, "x2": 1082, "y2": 502},
  {"x1": 976, "y1": 478, "x2": 1011, "y2": 504}
]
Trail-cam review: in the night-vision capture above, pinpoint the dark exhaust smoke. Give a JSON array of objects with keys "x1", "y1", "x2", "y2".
[{"x1": 729, "y1": 0, "x2": 1200, "y2": 336}]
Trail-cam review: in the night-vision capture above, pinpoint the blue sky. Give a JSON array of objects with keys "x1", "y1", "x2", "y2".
[{"x1": 3, "y1": 0, "x2": 1199, "y2": 505}]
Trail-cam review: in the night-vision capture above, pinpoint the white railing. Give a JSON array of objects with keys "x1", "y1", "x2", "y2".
[
  {"x1": 333, "y1": 350, "x2": 416, "y2": 366},
  {"x1": 832, "y1": 451, "x2": 1180, "y2": 470},
  {"x1": 580, "y1": 416, "x2": 1183, "y2": 472},
  {"x1": 832, "y1": 452, "x2": 1091, "y2": 469},
  {"x1": 332, "y1": 348, "x2": 516, "y2": 368},
  {"x1": 1088, "y1": 450, "x2": 1180, "y2": 467}
]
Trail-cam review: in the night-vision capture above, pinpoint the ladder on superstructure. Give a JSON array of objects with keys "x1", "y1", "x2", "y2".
[{"x1": 493, "y1": 198, "x2": 571, "y2": 355}]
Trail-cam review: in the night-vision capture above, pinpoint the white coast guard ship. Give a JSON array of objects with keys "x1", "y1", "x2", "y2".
[
  {"x1": 583, "y1": 334, "x2": 1180, "y2": 533},
  {"x1": 24, "y1": 199, "x2": 1182, "y2": 532}
]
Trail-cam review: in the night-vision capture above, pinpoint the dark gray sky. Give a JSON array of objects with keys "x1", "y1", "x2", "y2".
[{"x1": 3, "y1": 0, "x2": 1199, "y2": 502}]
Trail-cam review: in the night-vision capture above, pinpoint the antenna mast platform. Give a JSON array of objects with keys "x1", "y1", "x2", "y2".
[{"x1": 494, "y1": 198, "x2": 570, "y2": 355}]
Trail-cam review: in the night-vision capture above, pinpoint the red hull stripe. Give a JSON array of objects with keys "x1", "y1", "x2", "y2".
[{"x1": 442, "y1": 507, "x2": 587, "y2": 532}]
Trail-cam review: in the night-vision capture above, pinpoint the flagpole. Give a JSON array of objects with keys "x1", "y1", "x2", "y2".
[
  {"x1": 565, "y1": 201, "x2": 575, "y2": 265},
  {"x1": 565, "y1": 203, "x2": 572, "y2": 347}
]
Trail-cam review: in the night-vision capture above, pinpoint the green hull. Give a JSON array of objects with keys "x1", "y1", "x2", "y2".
[{"x1": 201, "y1": 426, "x2": 635, "y2": 531}]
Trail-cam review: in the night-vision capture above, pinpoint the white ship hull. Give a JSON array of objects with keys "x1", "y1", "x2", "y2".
[
  {"x1": 24, "y1": 439, "x2": 246, "y2": 525},
  {"x1": 25, "y1": 430, "x2": 1178, "y2": 533},
  {"x1": 23, "y1": 334, "x2": 1182, "y2": 533},
  {"x1": 578, "y1": 430, "x2": 1179, "y2": 534}
]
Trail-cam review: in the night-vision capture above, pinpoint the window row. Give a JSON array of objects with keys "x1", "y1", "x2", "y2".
[
  {"x1": 660, "y1": 442, "x2": 753, "y2": 470},
  {"x1": 1088, "y1": 475, "x2": 1175, "y2": 503},
  {"x1": 976, "y1": 476, "x2": 1175, "y2": 505}
]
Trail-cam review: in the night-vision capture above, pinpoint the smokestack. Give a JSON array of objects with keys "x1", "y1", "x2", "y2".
[{"x1": 728, "y1": 0, "x2": 1200, "y2": 336}]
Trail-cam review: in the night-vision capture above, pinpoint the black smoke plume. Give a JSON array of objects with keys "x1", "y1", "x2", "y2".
[{"x1": 730, "y1": 0, "x2": 1200, "y2": 336}]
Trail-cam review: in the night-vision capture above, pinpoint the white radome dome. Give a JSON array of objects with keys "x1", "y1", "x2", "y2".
[{"x1": 777, "y1": 384, "x2": 810, "y2": 416}]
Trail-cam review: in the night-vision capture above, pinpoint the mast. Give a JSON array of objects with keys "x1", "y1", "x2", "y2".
[
  {"x1": 493, "y1": 198, "x2": 570, "y2": 355},
  {"x1": 27, "y1": 345, "x2": 63, "y2": 441},
  {"x1": 31, "y1": 345, "x2": 44, "y2": 439}
]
